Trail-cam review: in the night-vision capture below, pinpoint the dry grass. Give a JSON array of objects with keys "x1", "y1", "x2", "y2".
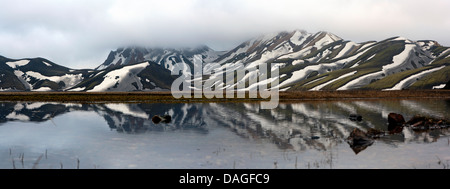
[
  {"x1": 0, "y1": 90, "x2": 449, "y2": 103},
  {"x1": 278, "y1": 90, "x2": 450, "y2": 101}
]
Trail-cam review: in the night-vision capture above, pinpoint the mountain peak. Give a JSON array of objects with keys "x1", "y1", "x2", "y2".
[
  {"x1": 318, "y1": 31, "x2": 343, "y2": 41},
  {"x1": 95, "y1": 45, "x2": 225, "y2": 71}
]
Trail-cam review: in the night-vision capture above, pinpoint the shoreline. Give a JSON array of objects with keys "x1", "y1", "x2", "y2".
[{"x1": 0, "y1": 90, "x2": 449, "y2": 103}]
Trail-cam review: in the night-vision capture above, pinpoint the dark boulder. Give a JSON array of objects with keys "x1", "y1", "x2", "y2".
[
  {"x1": 162, "y1": 115, "x2": 172, "y2": 123},
  {"x1": 152, "y1": 115, "x2": 163, "y2": 124},
  {"x1": 347, "y1": 128, "x2": 374, "y2": 154},
  {"x1": 388, "y1": 113, "x2": 405, "y2": 133},
  {"x1": 388, "y1": 113, "x2": 405, "y2": 125}
]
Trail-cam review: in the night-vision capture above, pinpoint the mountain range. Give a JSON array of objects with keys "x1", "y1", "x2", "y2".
[{"x1": 1, "y1": 30, "x2": 449, "y2": 92}]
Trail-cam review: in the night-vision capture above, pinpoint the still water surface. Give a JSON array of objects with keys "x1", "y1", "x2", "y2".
[{"x1": 0, "y1": 99, "x2": 449, "y2": 169}]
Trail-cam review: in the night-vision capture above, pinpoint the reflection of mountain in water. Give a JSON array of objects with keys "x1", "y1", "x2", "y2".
[
  {"x1": 96, "y1": 103, "x2": 208, "y2": 134},
  {"x1": 0, "y1": 102, "x2": 87, "y2": 123},
  {"x1": 1, "y1": 100, "x2": 449, "y2": 153},
  {"x1": 213, "y1": 100, "x2": 450, "y2": 152},
  {"x1": 0, "y1": 102, "x2": 209, "y2": 134}
]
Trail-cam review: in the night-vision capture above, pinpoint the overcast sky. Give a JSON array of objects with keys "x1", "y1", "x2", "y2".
[{"x1": 0, "y1": 0, "x2": 449, "y2": 69}]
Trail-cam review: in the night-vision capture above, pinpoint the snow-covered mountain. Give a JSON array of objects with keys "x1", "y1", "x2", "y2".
[
  {"x1": 0, "y1": 56, "x2": 90, "y2": 91},
  {"x1": 1, "y1": 30, "x2": 449, "y2": 92},
  {"x1": 96, "y1": 45, "x2": 225, "y2": 71},
  {"x1": 68, "y1": 61, "x2": 177, "y2": 92},
  {"x1": 0, "y1": 55, "x2": 179, "y2": 92},
  {"x1": 69, "y1": 45, "x2": 226, "y2": 92},
  {"x1": 203, "y1": 30, "x2": 450, "y2": 91}
]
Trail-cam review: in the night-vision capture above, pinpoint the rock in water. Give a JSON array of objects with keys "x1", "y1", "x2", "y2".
[
  {"x1": 347, "y1": 128, "x2": 374, "y2": 154},
  {"x1": 152, "y1": 115, "x2": 162, "y2": 124},
  {"x1": 388, "y1": 113, "x2": 405, "y2": 125},
  {"x1": 388, "y1": 113, "x2": 405, "y2": 133},
  {"x1": 348, "y1": 128, "x2": 370, "y2": 144},
  {"x1": 406, "y1": 114, "x2": 449, "y2": 131},
  {"x1": 162, "y1": 115, "x2": 172, "y2": 123}
]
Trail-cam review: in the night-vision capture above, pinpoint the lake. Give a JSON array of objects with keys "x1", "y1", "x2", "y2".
[{"x1": 0, "y1": 99, "x2": 449, "y2": 169}]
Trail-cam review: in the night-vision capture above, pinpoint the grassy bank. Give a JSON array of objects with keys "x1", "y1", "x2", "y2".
[
  {"x1": 0, "y1": 90, "x2": 449, "y2": 103},
  {"x1": 278, "y1": 90, "x2": 450, "y2": 101}
]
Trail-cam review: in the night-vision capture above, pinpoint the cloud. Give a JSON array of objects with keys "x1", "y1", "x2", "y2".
[{"x1": 0, "y1": 0, "x2": 449, "y2": 69}]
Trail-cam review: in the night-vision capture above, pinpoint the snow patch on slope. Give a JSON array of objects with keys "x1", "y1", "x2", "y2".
[
  {"x1": 68, "y1": 87, "x2": 86, "y2": 92},
  {"x1": 310, "y1": 71, "x2": 357, "y2": 91},
  {"x1": 33, "y1": 87, "x2": 53, "y2": 92},
  {"x1": 89, "y1": 62, "x2": 149, "y2": 92},
  {"x1": 334, "y1": 42, "x2": 357, "y2": 59},
  {"x1": 218, "y1": 43, "x2": 252, "y2": 64},
  {"x1": 277, "y1": 46, "x2": 313, "y2": 60},
  {"x1": 290, "y1": 30, "x2": 311, "y2": 46},
  {"x1": 13, "y1": 70, "x2": 32, "y2": 90},
  {"x1": 337, "y1": 71, "x2": 384, "y2": 90},
  {"x1": 279, "y1": 46, "x2": 372, "y2": 88},
  {"x1": 25, "y1": 71, "x2": 83, "y2": 89},
  {"x1": 312, "y1": 32, "x2": 342, "y2": 50},
  {"x1": 382, "y1": 44, "x2": 415, "y2": 74},
  {"x1": 246, "y1": 42, "x2": 293, "y2": 69},
  {"x1": 43, "y1": 61, "x2": 52, "y2": 66},
  {"x1": 384, "y1": 66, "x2": 446, "y2": 90},
  {"x1": 432, "y1": 84, "x2": 447, "y2": 89},
  {"x1": 338, "y1": 43, "x2": 421, "y2": 90},
  {"x1": 6, "y1": 60, "x2": 30, "y2": 69}
]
